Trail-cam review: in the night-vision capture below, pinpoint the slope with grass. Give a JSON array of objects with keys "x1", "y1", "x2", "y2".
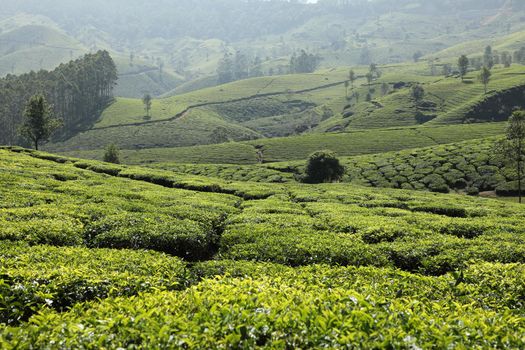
[
  {"x1": 0, "y1": 23, "x2": 87, "y2": 76},
  {"x1": 60, "y1": 122, "x2": 507, "y2": 165},
  {"x1": 1, "y1": 147, "x2": 525, "y2": 347},
  {"x1": 45, "y1": 60, "x2": 525, "y2": 157}
]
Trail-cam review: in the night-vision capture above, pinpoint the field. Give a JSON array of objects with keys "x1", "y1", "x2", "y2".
[
  {"x1": 60, "y1": 122, "x2": 507, "y2": 165},
  {"x1": 1, "y1": 147, "x2": 525, "y2": 347},
  {"x1": 265, "y1": 136, "x2": 518, "y2": 195}
]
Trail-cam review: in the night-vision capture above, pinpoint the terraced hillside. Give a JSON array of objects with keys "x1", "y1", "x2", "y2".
[
  {"x1": 47, "y1": 62, "x2": 525, "y2": 156},
  {"x1": 1, "y1": 148, "x2": 525, "y2": 347}
]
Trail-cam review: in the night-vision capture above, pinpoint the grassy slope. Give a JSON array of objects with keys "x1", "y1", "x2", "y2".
[
  {"x1": 0, "y1": 24, "x2": 87, "y2": 76},
  {"x1": 48, "y1": 61, "x2": 525, "y2": 155},
  {"x1": 60, "y1": 122, "x2": 506, "y2": 165}
]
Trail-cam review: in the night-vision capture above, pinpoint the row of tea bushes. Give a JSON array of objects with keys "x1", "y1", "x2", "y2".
[
  {"x1": 2, "y1": 262, "x2": 524, "y2": 349},
  {"x1": 0, "y1": 149, "x2": 240, "y2": 259},
  {"x1": 267, "y1": 137, "x2": 519, "y2": 194},
  {"x1": 0, "y1": 241, "x2": 187, "y2": 325},
  {"x1": 218, "y1": 185, "x2": 525, "y2": 274},
  {"x1": 152, "y1": 162, "x2": 294, "y2": 183}
]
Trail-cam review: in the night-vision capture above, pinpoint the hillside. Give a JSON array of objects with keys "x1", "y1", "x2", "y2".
[
  {"x1": 60, "y1": 122, "x2": 507, "y2": 165},
  {"x1": 1, "y1": 147, "x2": 525, "y2": 347},
  {"x1": 0, "y1": 22, "x2": 87, "y2": 76},
  {"x1": 46, "y1": 60, "x2": 525, "y2": 155}
]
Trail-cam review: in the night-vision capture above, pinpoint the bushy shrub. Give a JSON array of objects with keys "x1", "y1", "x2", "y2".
[
  {"x1": 103, "y1": 143, "x2": 120, "y2": 164},
  {"x1": 302, "y1": 150, "x2": 345, "y2": 184}
]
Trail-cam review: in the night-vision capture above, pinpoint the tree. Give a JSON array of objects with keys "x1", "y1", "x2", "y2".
[
  {"x1": 381, "y1": 82, "x2": 389, "y2": 96},
  {"x1": 302, "y1": 150, "x2": 345, "y2": 184},
  {"x1": 19, "y1": 95, "x2": 62, "y2": 150},
  {"x1": 495, "y1": 111, "x2": 525, "y2": 203},
  {"x1": 442, "y1": 64, "x2": 452, "y2": 76},
  {"x1": 0, "y1": 50, "x2": 117, "y2": 146},
  {"x1": 411, "y1": 84, "x2": 425, "y2": 111},
  {"x1": 217, "y1": 53, "x2": 234, "y2": 84},
  {"x1": 458, "y1": 55, "x2": 469, "y2": 81},
  {"x1": 348, "y1": 69, "x2": 356, "y2": 88},
  {"x1": 369, "y1": 63, "x2": 381, "y2": 78},
  {"x1": 478, "y1": 66, "x2": 492, "y2": 94},
  {"x1": 142, "y1": 94, "x2": 152, "y2": 117},
  {"x1": 103, "y1": 143, "x2": 120, "y2": 164},
  {"x1": 501, "y1": 52, "x2": 512, "y2": 68},
  {"x1": 484, "y1": 46, "x2": 494, "y2": 69},
  {"x1": 365, "y1": 72, "x2": 373, "y2": 92},
  {"x1": 290, "y1": 50, "x2": 321, "y2": 74}
]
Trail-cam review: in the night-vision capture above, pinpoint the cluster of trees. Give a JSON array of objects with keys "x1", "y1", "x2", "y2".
[
  {"x1": 0, "y1": 51, "x2": 117, "y2": 146},
  {"x1": 216, "y1": 52, "x2": 264, "y2": 84},
  {"x1": 289, "y1": 50, "x2": 322, "y2": 74},
  {"x1": 456, "y1": 46, "x2": 506, "y2": 93}
]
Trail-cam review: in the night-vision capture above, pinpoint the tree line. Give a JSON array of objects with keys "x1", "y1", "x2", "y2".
[
  {"x1": 0, "y1": 50, "x2": 117, "y2": 146},
  {"x1": 216, "y1": 49, "x2": 322, "y2": 85}
]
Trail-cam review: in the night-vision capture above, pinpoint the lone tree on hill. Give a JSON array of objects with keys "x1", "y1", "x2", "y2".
[
  {"x1": 19, "y1": 95, "x2": 62, "y2": 150},
  {"x1": 302, "y1": 150, "x2": 345, "y2": 184},
  {"x1": 349, "y1": 69, "x2": 356, "y2": 88},
  {"x1": 365, "y1": 72, "x2": 373, "y2": 93},
  {"x1": 478, "y1": 66, "x2": 492, "y2": 94},
  {"x1": 143, "y1": 93, "x2": 152, "y2": 118},
  {"x1": 458, "y1": 55, "x2": 469, "y2": 81},
  {"x1": 103, "y1": 143, "x2": 121, "y2": 164},
  {"x1": 484, "y1": 46, "x2": 494, "y2": 70},
  {"x1": 411, "y1": 84, "x2": 425, "y2": 111},
  {"x1": 495, "y1": 111, "x2": 525, "y2": 204},
  {"x1": 381, "y1": 82, "x2": 389, "y2": 96}
]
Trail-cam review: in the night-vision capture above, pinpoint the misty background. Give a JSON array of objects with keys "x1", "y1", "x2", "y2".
[{"x1": 1, "y1": 0, "x2": 523, "y2": 98}]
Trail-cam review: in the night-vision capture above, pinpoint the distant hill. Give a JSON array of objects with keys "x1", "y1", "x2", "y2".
[
  {"x1": 2, "y1": 1, "x2": 525, "y2": 97},
  {"x1": 0, "y1": 22, "x2": 86, "y2": 76}
]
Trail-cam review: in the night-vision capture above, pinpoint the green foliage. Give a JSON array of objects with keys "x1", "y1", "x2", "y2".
[
  {"x1": 1, "y1": 51, "x2": 117, "y2": 146},
  {"x1": 289, "y1": 50, "x2": 321, "y2": 74},
  {"x1": 103, "y1": 143, "x2": 120, "y2": 164},
  {"x1": 142, "y1": 94, "x2": 152, "y2": 117},
  {"x1": 458, "y1": 55, "x2": 469, "y2": 80},
  {"x1": 495, "y1": 110, "x2": 525, "y2": 202},
  {"x1": 19, "y1": 95, "x2": 62, "y2": 150},
  {"x1": 1, "y1": 148, "x2": 525, "y2": 347},
  {"x1": 478, "y1": 66, "x2": 492, "y2": 93},
  {"x1": 3, "y1": 262, "x2": 525, "y2": 349},
  {"x1": 302, "y1": 150, "x2": 345, "y2": 184},
  {"x1": 0, "y1": 241, "x2": 187, "y2": 325}
]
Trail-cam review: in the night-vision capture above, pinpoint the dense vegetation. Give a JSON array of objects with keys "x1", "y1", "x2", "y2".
[
  {"x1": 1, "y1": 148, "x2": 525, "y2": 347},
  {"x1": 266, "y1": 137, "x2": 516, "y2": 195},
  {"x1": 0, "y1": 51, "x2": 117, "y2": 145},
  {"x1": 3, "y1": 1, "x2": 525, "y2": 347}
]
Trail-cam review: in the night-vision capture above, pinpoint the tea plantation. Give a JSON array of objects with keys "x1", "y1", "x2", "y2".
[
  {"x1": 1, "y1": 148, "x2": 525, "y2": 348},
  {"x1": 267, "y1": 136, "x2": 518, "y2": 195}
]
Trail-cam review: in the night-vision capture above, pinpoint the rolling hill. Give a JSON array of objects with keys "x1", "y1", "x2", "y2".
[{"x1": 47, "y1": 60, "x2": 525, "y2": 157}]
